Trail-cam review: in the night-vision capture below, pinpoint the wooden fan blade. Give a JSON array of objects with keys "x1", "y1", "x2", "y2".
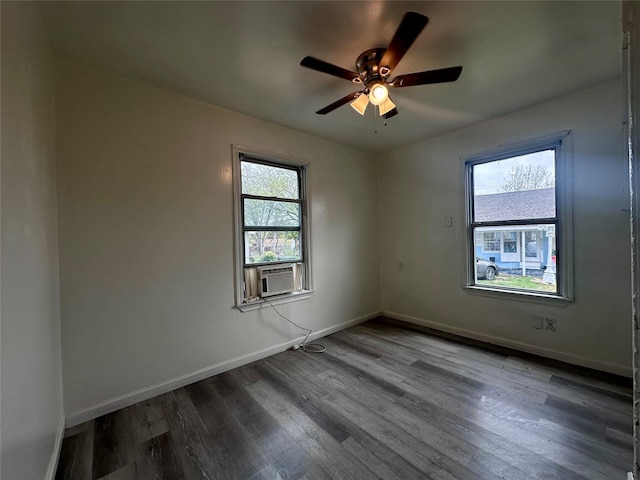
[
  {"x1": 378, "y1": 12, "x2": 429, "y2": 73},
  {"x1": 300, "y1": 56, "x2": 360, "y2": 82},
  {"x1": 383, "y1": 107, "x2": 399, "y2": 119},
  {"x1": 316, "y1": 92, "x2": 360, "y2": 115},
  {"x1": 389, "y1": 66, "x2": 463, "y2": 87}
]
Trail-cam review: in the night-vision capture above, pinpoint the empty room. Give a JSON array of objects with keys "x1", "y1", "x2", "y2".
[{"x1": 2, "y1": 1, "x2": 639, "y2": 479}]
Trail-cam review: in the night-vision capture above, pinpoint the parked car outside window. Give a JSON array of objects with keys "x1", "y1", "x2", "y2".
[{"x1": 476, "y1": 257, "x2": 499, "y2": 280}]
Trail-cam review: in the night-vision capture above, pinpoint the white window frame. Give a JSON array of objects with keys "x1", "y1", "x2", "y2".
[
  {"x1": 232, "y1": 145, "x2": 313, "y2": 311},
  {"x1": 463, "y1": 131, "x2": 573, "y2": 304},
  {"x1": 481, "y1": 232, "x2": 501, "y2": 253}
]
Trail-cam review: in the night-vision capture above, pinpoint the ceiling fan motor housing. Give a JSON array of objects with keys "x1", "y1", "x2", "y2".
[{"x1": 355, "y1": 48, "x2": 387, "y2": 89}]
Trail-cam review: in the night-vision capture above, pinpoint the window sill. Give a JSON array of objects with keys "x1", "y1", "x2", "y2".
[
  {"x1": 463, "y1": 285, "x2": 573, "y2": 306},
  {"x1": 236, "y1": 290, "x2": 314, "y2": 312}
]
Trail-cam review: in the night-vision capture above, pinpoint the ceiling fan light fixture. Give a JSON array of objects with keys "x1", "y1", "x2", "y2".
[
  {"x1": 350, "y1": 93, "x2": 369, "y2": 115},
  {"x1": 300, "y1": 12, "x2": 462, "y2": 118},
  {"x1": 378, "y1": 97, "x2": 396, "y2": 116},
  {"x1": 369, "y1": 83, "x2": 388, "y2": 105}
]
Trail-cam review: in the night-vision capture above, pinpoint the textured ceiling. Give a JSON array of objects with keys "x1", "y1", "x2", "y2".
[{"x1": 39, "y1": 1, "x2": 621, "y2": 153}]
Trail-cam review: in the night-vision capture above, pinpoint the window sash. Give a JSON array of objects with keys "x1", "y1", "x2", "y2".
[
  {"x1": 242, "y1": 193, "x2": 302, "y2": 203},
  {"x1": 241, "y1": 191, "x2": 303, "y2": 231},
  {"x1": 471, "y1": 221, "x2": 560, "y2": 294},
  {"x1": 240, "y1": 158, "x2": 301, "y2": 196},
  {"x1": 243, "y1": 230, "x2": 303, "y2": 266},
  {"x1": 238, "y1": 155, "x2": 306, "y2": 268}
]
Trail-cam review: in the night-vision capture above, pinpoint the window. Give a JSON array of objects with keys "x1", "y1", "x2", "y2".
[
  {"x1": 233, "y1": 146, "x2": 311, "y2": 308},
  {"x1": 482, "y1": 232, "x2": 501, "y2": 252},
  {"x1": 465, "y1": 132, "x2": 572, "y2": 301},
  {"x1": 241, "y1": 161, "x2": 302, "y2": 265}
]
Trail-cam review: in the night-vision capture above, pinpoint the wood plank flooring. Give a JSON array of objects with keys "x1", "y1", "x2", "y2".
[{"x1": 55, "y1": 317, "x2": 634, "y2": 480}]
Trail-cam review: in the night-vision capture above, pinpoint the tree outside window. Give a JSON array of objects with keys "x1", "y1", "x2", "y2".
[{"x1": 241, "y1": 160, "x2": 303, "y2": 265}]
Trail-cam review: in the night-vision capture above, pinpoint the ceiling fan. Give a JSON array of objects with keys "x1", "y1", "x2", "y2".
[{"x1": 300, "y1": 12, "x2": 462, "y2": 119}]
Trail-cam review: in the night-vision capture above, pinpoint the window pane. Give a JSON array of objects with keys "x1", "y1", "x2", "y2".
[
  {"x1": 503, "y1": 232, "x2": 518, "y2": 253},
  {"x1": 244, "y1": 231, "x2": 302, "y2": 264},
  {"x1": 473, "y1": 150, "x2": 555, "y2": 222},
  {"x1": 241, "y1": 161, "x2": 299, "y2": 199},
  {"x1": 483, "y1": 232, "x2": 500, "y2": 252},
  {"x1": 473, "y1": 224, "x2": 557, "y2": 293},
  {"x1": 243, "y1": 199, "x2": 300, "y2": 227},
  {"x1": 525, "y1": 231, "x2": 539, "y2": 258}
]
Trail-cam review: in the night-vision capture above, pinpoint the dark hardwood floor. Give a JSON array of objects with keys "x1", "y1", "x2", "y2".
[{"x1": 55, "y1": 318, "x2": 634, "y2": 480}]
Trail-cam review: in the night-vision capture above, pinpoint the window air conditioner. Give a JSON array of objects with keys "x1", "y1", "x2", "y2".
[{"x1": 258, "y1": 264, "x2": 295, "y2": 297}]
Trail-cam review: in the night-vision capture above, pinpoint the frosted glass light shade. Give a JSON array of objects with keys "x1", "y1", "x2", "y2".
[
  {"x1": 369, "y1": 83, "x2": 388, "y2": 105},
  {"x1": 379, "y1": 97, "x2": 396, "y2": 116},
  {"x1": 350, "y1": 93, "x2": 369, "y2": 115}
]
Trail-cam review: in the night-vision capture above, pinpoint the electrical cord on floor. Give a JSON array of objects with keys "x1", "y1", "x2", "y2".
[{"x1": 262, "y1": 298, "x2": 326, "y2": 353}]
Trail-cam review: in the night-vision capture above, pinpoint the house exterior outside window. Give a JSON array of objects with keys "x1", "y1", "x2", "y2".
[
  {"x1": 465, "y1": 132, "x2": 573, "y2": 302},
  {"x1": 481, "y1": 232, "x2": 501, "y2": 253}
]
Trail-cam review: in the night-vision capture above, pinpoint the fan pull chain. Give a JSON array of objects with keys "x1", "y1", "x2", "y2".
[{"x1": 373, "y1": 104, "x2": 390, "y2": 134}]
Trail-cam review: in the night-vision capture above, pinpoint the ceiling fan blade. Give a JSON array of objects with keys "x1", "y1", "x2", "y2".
[
  {"x1": 300, "y1": 56, "x2": 360, "y2": 82},
  {"x1": 389, "y1": 66, "x2": 463, "y2": 87},
  {"x1": 316, "y1": 92, "x2": 360, "y2": 115},
  {"x1": 383, "y1": 107, "x2": 399, "y2": 119},
  {"x1": 378, "y1": 12, "x2": 429, "y2": 73}
]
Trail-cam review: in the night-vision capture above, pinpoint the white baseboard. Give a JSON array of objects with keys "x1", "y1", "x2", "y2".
[
  {"x1": 45, "y1": 416, "x2": 65, "y2": 480},
  {"x1": 66, "y1": 311, "x2": 381, "y2": 427},
  {"x1": 383, "y1": 311, "x2": 632, "y2": 377}
]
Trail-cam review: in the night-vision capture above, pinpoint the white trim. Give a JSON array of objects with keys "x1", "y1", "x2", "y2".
[
  {"x1": 476, "y1": 224, "x2": 552, "y2": 233},
  {"x1": 461, "y1": 130, "x2": 571, "y2": 164},
  {"x1": 237, "y1": 289, "x2": 314, "y2": 312},
  {"x1": 45, "y1": 416, "x2": 66, "y2": 480},
  {"x1": 383, "y1": 311, "x2": 632, "y2": 377},
  {"x1": 556, "y1": 131, "x2": 574, "y2": 300},
  {"x1": 463, "y1": 285, "x2": 572, "y2": 305},
  {"x1": 624, "y1": 3, "x2": 640, "y2": 478},
  {"x1": 65, "y1": 311, "x2": 381, "y2": 427}
]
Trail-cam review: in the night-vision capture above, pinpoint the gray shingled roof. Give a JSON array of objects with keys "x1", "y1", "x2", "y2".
[{"x1": 475, "y1": 188, "x2": 555, "y2": 222}]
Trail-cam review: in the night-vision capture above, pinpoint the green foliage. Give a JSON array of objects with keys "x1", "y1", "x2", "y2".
[
  {"x1": 241, "y1": 161, "x2": 302, "y2": 260},
  {"x1": 478, "y1": 274, "x2": 555, "y2": 292},
  {"x1": 260, "y1": 251, "x2": 279, "y2": 262},
  {"x1": 242, "y1": 161, "x2": 300, "y2": 235},
  {"x1": 241, "y1": 161, "x2": 298, "y2": 198}
]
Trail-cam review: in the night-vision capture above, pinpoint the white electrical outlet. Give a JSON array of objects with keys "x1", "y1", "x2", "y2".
[
  {"x1": 545, "y1": 317, "x2": 557, "y2": 331},
  {"x1": 445, "y1": 216, "x2": 453, "y2": 227},
  {"x1": 398, "y1": 261, "x2": 405, "y2": 271}
]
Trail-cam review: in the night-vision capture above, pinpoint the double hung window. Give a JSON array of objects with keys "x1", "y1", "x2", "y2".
[
  {"x1": 465, "y1": 133, "x2": 572, "y2": 301},
  {"x1": 233, "y1": 147, "x2": 311, "y2": 308}
]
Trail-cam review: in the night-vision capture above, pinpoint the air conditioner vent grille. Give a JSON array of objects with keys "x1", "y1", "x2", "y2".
[{"x1": 258, "y1": 264, "x2": 295, "y2": 297}]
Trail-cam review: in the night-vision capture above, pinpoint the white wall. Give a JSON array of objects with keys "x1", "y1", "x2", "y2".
[
  {"x1": 55, "y1": 61, "x2": 380, "y2": 418},
  {"x1": 1, "y1": 2, "x2": 63, "y2": 479},
  {"x1": 379, "y1": 81, "x2": 631, "y2": 374}
]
